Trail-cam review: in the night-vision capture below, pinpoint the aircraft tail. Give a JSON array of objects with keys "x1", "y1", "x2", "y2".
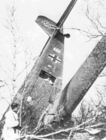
[{"x1": 36, "y1": 16, "x2": 57, "y2": 37}]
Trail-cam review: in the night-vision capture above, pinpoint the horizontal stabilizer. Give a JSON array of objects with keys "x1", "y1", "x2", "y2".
[{"x1": 36, "y1": 16, "x2": 56, "y2": 37}]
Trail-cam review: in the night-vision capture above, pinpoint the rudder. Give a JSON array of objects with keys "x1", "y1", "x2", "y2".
[{"x1": 36, "y1": 16, "x2": 57, "y2": 37}]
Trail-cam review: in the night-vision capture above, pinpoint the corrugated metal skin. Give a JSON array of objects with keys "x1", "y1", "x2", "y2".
[
  {"x1": 62, "y1": 37, "x2": 106, "y2": 114},
  {"x1": 13, "y1": 32, "x2": 64, "y2": 130}
]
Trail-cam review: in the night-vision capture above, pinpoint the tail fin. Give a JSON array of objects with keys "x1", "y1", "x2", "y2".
[{"x1": 36, "y1": 16, "x2": 56, "y2": 37}]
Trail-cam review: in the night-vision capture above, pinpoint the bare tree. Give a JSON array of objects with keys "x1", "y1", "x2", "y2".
[
  {"x1": 1, "y1": 3, "x2": 35, "y2": 96},
  {"x1": 0, "y1": 2, "x2": 37, "y2": 123}
]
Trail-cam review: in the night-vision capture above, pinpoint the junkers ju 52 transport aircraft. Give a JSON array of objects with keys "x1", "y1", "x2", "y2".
[{"x1": 12, "y1": 0, "x2": 78, "y2": 129}]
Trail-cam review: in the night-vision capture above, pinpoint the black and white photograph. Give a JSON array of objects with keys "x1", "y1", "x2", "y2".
[{"x1": 0, "y1": 0, "x2": 106, "y2": 139}]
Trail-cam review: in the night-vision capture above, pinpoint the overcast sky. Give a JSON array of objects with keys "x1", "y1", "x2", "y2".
[{"x1": 0, "y1": 0, "x2": 106, "y2": 119}]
